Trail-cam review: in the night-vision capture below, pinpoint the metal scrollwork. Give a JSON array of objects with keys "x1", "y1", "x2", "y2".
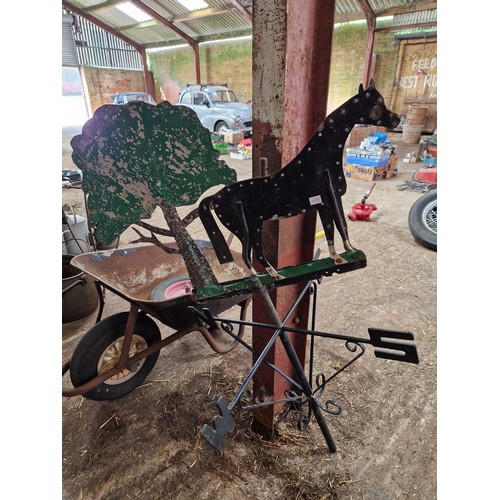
[
  {"x1": 317, "y1": 399, "x2": 342, "y2": 416},
  {"x1": 219, "y1": 319, "x2": 235, "y2": 335},
  {"x1": 312, "y1": 341, "x2": 366, "y2": 398}
]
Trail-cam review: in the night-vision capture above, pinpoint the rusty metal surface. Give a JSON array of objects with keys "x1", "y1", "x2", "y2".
[
  {"x1": 71, "y1": 243, "x2": 250, "y2": 329},
  {"x1": 250, "y1": 0, "x2": 336, "y2": 431}
]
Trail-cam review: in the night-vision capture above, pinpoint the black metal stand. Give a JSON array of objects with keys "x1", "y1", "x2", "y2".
[{"x1": 198, "y1": 278, "x2": 419, "y2": 453}]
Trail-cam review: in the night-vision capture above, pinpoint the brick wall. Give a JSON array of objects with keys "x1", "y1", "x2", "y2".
[
  {"x1": 80, "y1": 19, "x2": 406, "y2": 116},
  {"x1": 146, "y1": 20, "x2": 395, "y2": 109},
  {"x1": 82, "y1": 67, "x2": 147, "y2": 112},
  {"x1": 148, "y1": 39, "x2": 252, "y2": 105},
  {"x1": 328, "y1": 19, "x2": 396, "y2": 112}
]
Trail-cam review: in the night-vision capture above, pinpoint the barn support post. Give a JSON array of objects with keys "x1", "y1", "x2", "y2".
[{"x1": 251, "y1": 0, "x2": 336, "y2": 434}]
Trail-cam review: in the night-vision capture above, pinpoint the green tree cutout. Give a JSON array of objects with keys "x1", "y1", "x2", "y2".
[{"x1": 71, "y1": 100, "x2": 236, "y2": 287}]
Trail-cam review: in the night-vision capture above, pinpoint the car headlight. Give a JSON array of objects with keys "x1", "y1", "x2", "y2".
[{"x1": 234, "y1": 115, "x2": 242, "y2": 127}]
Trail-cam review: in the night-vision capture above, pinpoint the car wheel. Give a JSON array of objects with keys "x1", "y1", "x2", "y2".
[
  {"x1": 408, "y1": 190, "x2": 437, "y2": 251},
  {"x1": 215, "y1": 121, "x2": 229, "y2": 134}
]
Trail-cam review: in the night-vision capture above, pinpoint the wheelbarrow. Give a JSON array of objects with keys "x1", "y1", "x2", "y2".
[{"x1": 62, "y1": 242, "x2": 253, "y2": 401}]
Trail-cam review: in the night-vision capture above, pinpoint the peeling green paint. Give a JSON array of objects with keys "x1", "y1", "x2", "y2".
[
  {"x1": 70, "y1": 100, "x2": 237, "y2": 287},
  {"x1": 71, "y1": 100, "x2": 236, "y2": 246}
]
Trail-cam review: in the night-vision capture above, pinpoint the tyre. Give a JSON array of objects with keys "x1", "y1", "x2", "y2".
[
  {"x1": 215, "y1": 121, "x2": 229, "y2": 134},
  {"x1": 70, "y1": 312, "x2": 161, "y2": 401},
  {"x1": 408, "y1": 190, "x2": 437, "y2": 251}
]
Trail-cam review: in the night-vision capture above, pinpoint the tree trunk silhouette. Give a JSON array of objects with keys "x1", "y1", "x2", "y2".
[{"x1": 160, "y1": 202, "x2": 217, "y2": 287}]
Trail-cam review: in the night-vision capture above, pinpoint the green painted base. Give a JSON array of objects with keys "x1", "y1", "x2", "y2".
[{"x1": 195, "y1": 249, "x2": 367, "y2": 302}]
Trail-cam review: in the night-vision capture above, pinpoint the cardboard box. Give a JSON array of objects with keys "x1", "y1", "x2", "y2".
[
  {"x1": 384, "y1": 168, "x2": 397, "y2": 179},
  {"x1": 223, "y1": 131, "x2": 244, "y2": 144},
  {"x1": 345, "y1": 163, "x2": 386, "y2": 181},
  {"x1": 386, "y1": 153, "x2": 398, "y2": 171},
  {"x1": 345, "y1": 125, "x2": 392, "y2": 149}
]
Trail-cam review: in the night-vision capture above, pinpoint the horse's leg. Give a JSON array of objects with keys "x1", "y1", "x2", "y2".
[
  {"x1": 322, "y1": 171, "x2": 355, "y2": 252},
  {"x1": 199, "y1": 198, "x2": 235, "y2": 263},
  {"x1": 251, "y1": 221, "x2": 284, "y2": 280},
  {"x1": 235, "y1": 201, "x2": 259, "y2": 276},
  {"x1": 317, "y1": 204, "x2": 348, "y2": 264}
]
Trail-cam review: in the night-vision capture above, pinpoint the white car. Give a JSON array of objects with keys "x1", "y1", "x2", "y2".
[
  {"x1": 110, "y1": 92, "x2": 156, "y2": 105},
  {"x1": 176, "y1": 83, "x2": 252, "y2": 136}
]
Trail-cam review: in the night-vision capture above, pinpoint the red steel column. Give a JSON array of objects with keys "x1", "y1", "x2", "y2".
[{"x1": 251, "y1": 0, "x2": 336, "y2": 433}]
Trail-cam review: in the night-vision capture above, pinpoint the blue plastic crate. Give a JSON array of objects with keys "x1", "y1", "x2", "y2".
[{"x1": 346, "y1": 151, "x2": 389, "y2": 167}]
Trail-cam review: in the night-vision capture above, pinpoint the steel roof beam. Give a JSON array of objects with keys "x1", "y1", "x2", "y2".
[
  {"x1": 128, "y1": 0, "x2": 201, "y2": 83},
  {"x1": 228, "y1": 0, "x2": 252, "y2": 21},
  {"x1": 62, "y1": 0, "x2": 155, "y2": 96},
  {"x1": 172, "y1": 6, "x2": 236, "y2": 22},
  {"x1": 357, "y1": 0, "x2": 376, "y2": 89}
]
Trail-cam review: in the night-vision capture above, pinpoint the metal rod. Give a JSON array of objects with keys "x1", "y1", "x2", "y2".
[
  {"x1": 117, "y1": 304, "x2": 139, "y2": 370},
  {"x1": 227, "y1": 281, "x2": 312, "y2": 412},
  {"x1": 308, "y1": 282, "x2": 318, "y2": 386},
  {"x1": 278, "y1": 326, "x2": 337, "y2": 452},
  {"x1": 220, "y1": 320, "x2": 304, "y2": 393},
  {"x1": 256, "y1": 283, "x2": 337, "y2": 452},
  {"x1": 209, "y1": 317, "x2": 376, "y2": 346}
]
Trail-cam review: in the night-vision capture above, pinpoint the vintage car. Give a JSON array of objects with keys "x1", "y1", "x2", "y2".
[{"x1": 176, "y1": 83, "x2": 252, "y2": 136}]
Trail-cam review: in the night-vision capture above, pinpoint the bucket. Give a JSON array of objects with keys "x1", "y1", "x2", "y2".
[
  {"x1": 415, "y1": 167, "x2": 437, "y2": 184},
  {"x1": 406, "y1": 104, "x2": 428, "y2": 126},
  {"x1": 62, "y1": 207, "x2": 90, "y2": 255},
  {"x1": 62, "y1": 255, "x2": 99, "y2": 323},
  {"x1": 402, "y1": 124, "x2": 424, "y2": 144}
]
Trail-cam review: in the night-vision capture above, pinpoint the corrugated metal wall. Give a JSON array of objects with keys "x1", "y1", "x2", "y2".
[
  {"x1": 62, "y1": 14, "x2": 79, "y2": 67},
  {"x1": 73, "y1": 16, "x2": 143, "y2": 70}
]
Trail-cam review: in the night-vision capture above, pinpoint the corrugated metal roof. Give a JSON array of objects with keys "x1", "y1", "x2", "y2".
[
  {"x1": 63, "y1": 0, "x2": 436, "y2": 51},
  {"x1": 393, "y1": 8, "x2": 437, "y2": 27}
]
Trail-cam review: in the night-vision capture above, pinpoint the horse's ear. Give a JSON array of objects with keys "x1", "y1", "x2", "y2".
[
  {"x1": 359, "y1": 83, "x2": 364, "y2": 93},
  {"x1": 368, "y1": 79, "x2": 375, "y2": 89}
]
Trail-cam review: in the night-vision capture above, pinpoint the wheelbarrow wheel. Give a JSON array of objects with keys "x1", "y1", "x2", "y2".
[{"x1": 70, "y1": 312, "x2": 161, "y2": 401}]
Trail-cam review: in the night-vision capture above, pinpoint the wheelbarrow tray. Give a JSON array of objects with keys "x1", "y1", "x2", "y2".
[{"x1": 70, "y1": 243, "x2": 251, "y2": 330}]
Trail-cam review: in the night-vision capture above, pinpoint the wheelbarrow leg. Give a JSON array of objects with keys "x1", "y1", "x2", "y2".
[{"x1": 94, "y1": 281, "x2": 106, "y2": 323}]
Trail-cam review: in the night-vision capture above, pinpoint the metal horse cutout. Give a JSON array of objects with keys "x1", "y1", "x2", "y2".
[{"x1": 199, "y1": 80, "x2": 400, "y2": 278}]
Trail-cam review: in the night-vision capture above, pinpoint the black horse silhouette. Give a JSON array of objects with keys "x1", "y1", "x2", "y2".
[{"x1": 199, "y1": 80, "x2": 400, "y2": 278}]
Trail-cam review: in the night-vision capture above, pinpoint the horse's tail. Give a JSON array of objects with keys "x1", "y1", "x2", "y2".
[{"x1": 198, "y1": 196, "x2": 234, "y2": 264}]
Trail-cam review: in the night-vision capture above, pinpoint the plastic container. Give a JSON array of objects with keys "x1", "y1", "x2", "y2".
[
  {"x1": 213, "y1": 142, "x2": 227, "y2": 155},
  {"x1": 346, "y1": 151, "x2": 389, "y2": 167}
]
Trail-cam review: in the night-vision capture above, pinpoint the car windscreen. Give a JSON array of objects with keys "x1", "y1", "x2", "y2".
[
  {"x1": 208, "y1": 90, "x2": 238, "y2": 103},
  {"x1": 134, "y1": 94, "x2": 155, "y2": 104}
]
